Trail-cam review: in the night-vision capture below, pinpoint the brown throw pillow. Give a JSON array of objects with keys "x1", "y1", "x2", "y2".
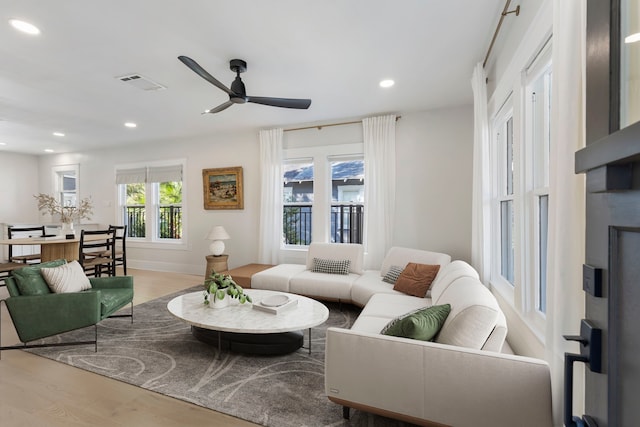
[{"x1": 393, "y1": 263, "x2": 441, "y2": 297}]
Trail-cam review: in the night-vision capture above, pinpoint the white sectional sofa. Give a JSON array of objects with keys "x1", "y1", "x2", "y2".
[{"x1": 251, "y1": 244, "x2": 553, "y2": 426}]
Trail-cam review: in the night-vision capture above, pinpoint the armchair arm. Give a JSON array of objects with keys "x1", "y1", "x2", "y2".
[
  {"x1": 325, "y1": 328, "x2": 553, "y2": 427},
  {"x1": 90, "y1": 275, "x2": 133, "y2": 290},
  {"x1": 4, "y1": 291, "x2": 101, "y2": 343}
]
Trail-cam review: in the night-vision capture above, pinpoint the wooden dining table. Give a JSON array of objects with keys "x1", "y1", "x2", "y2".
[{"x1": 0, "y1": 234, "x2": 108, "y2": 263}]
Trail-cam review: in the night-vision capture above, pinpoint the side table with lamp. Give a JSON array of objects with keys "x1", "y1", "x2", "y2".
[{"x1": 205, "y1": 225, "x2": 230, "y2": 278}]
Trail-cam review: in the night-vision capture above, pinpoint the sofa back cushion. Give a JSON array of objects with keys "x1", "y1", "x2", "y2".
[
  {"x1": 306, "y1": 243, "x2": 364, "y2": 275},
  {"x1": 430, "y1": 260, "x2": 480, "y2": 304},
  {"x1": 379, "y1": 247, "x2": 451, "y2": 277},
  {"x1": 434, "y1": 276, "x2": 501, "y2": 350},
  {"x1": 12, "y1": 259, "x2": 67, "y2": 296}
]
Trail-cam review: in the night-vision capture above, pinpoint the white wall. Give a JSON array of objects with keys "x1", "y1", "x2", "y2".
[
  {"x1": 19, "y1": 106, "x2": 473, "y2": 276},
  {"x1": 0, "y1": 152, "x2": 40, "y2": 224}
]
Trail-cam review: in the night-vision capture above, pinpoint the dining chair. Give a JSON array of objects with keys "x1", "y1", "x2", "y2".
[
  {"x1": 108, "y1": 225, "x2": 127, "y2": 275},
  {"x1": 7, "y1": 225, "x2": 46, "y2": 264},
  {"x1": 79, "y1": 229, "x2": 115, "y2": 277},
  {"x1": 0, "y1": 261, "x2": 24, "y2": 287}
]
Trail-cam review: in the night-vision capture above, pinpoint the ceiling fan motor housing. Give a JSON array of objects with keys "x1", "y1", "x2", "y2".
[{"x1": 230, "y1": 59, "x2": 247, "y2": 74}]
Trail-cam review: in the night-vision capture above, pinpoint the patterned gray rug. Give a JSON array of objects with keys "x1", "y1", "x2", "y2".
[{"x1": 26, "y1": 286, "x2": 414, "y2": 427}]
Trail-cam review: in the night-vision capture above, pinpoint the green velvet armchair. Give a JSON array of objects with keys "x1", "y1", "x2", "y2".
[{"x1": 0, "y1": 260, "x2": 134, "y2": 356}]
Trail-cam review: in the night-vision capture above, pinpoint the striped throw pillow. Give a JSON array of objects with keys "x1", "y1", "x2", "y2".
[{"x1": 383, "y1": 265, "x2": 405, "y2": 284}]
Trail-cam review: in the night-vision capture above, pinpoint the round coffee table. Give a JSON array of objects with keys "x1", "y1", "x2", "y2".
[{"x1": 167, "y1": 289, "x2": 329, "y2": 355}]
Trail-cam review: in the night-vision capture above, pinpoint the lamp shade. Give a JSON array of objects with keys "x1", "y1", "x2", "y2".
[
  {"x1": 206, "y1": 226, "x2": 230, "y2": 241},
  {"x1": 207, "y1": 226, "x2": 230, "y2": 256}
]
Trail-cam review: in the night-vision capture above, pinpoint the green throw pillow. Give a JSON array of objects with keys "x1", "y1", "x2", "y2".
[
  {"x1": 12, "y1": 259, "x2": 67, "y2": 296},
  {"x1": 381, "y1": 304, "x2": 451, "y2": 342}
]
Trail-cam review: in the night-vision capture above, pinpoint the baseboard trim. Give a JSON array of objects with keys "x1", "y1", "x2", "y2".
[{"x1": 127, "y1": 259, "x2": 203, "y2": 275}]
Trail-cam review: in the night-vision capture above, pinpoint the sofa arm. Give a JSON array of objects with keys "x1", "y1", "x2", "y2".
[
  {"x1": 325, "y1": 328, "x2": 553, "y2": 427},
  {"x1": 90, "y1": 275, "x2": 133, "y2": 290},
  {"x1": 4, "y1": 291, "x2": 101, "y2": 343}
]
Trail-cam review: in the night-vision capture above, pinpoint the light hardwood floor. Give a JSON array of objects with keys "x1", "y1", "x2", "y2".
[{"x1": 0, "y1": 269, "x2": 258, "y2": 427}]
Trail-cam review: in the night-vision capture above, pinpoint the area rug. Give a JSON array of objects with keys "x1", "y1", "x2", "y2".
[{"x1": 26, "y1": 286, "x2": 415, "y2": 427}]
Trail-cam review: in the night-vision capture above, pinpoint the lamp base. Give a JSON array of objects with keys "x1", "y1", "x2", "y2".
[{"x1": 209, "y1": 240, "x2": 225, "y2": 256}]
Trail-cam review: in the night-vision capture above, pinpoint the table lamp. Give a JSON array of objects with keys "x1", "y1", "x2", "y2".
[{"x1": 207, "y1": 225, "x2": 230, "y2": 256}]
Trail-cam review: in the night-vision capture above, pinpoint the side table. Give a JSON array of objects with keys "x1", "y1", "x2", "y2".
[{"x1": 205, "y1": 254, "x2": 229, "y2": 279}]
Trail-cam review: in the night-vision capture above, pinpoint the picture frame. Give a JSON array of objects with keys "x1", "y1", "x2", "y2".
[{"x1": 202, "y1": 166, "x2": 244, "y2": 210}]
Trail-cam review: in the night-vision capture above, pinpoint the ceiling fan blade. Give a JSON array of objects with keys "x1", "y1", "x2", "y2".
[
  {"x1": 178, "y1": 56, "x2": 235, "y2": 96},
  {"x1": 247, "y1": 96, "x2": 311, "y2": 109},
  {"x1": 202, "y1": 100, "x2": 234, "y2": 114}
]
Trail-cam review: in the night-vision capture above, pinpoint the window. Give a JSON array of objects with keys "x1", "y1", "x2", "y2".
[
  {"x1": 281, "y1": 144, "x2": 364, "y2": 248},
  {"x1": 282, "y1": 159, "x2": 313, "y2": 245},
  {"x1": 524, "y1": 44, "x2": 552, "y2": 316},
  {"x1": 330, "y1": 158, "x2": 364, "y2": 243},
  {"x1": 116, "y1": 162, "x2": 184, "y2": 243},
  {"x1": 489, "y1": 39, "x2": 552, "y2": 334},
  {"x1": 495, "y1": 112, "x2": 515, "y2": 286},
  {"x1": 52, "y1": 165, "x2": 79, "y2": 207}
]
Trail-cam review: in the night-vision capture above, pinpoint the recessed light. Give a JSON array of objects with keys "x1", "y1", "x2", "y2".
[
  {"x1": 44, "y1": 149, "x2": 54, "y2": 153},
  {"x1": 124, "y1": 122, "x2": 137, "y2": 128},
  {"x1": 53, "y1": 132, "x2": 65, "y2": 137},
  {"x1": 379, "y1": 79, "x2": 395, "y2": 88},
  {"x1": 625, "y1": 32, "x2": 640, "y2": 44},
  {"x1": 9, "y1": 19, "x2": 40, "y2": 35}
]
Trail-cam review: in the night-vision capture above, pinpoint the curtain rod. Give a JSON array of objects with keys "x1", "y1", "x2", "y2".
[
  {"x1": 283, "y1": 115, "x2": 401, "y2": 133},
  {"x1": 483, "y1": 1, "x2": 521, "y2": 68}
]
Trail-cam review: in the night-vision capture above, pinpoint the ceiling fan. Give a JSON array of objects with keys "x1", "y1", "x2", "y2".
[{"x1": 178, "y1": 56, "x2": 312, "y2": 114}]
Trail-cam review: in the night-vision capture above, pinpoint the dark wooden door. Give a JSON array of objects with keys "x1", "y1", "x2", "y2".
[{"x1": 571, "y1": 1, "x2": 640, "y2": 425}]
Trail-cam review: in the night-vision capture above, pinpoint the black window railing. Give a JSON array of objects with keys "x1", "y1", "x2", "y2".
[
  {"x1": 283, "y1": 204, "x2": 312, "y2": 245},
  {"x1": 125, "y1": 205, "x2": 182, "y2": 239},
  {"x1": 331, "y1": 204, "x2": 364, "y2": 244},
  {"x1": 282, "y1": 204, "x2": 364, "y2": 245}
]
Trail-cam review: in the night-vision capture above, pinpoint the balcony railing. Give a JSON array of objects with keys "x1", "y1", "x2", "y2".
[
  {"x1": 331, "y1": 204, "x2": 363, "y2": 244},
  {"x1": 125, "y1": 205, "x2": 182, "y2": 239},
  {"x1": 282, "y1": 204, "x2": 364, "y2": 245}
]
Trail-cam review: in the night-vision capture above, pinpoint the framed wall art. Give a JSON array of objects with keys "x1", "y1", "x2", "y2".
[{"x1": 202, "y1": 166, "x2": 244, "y2": 210}]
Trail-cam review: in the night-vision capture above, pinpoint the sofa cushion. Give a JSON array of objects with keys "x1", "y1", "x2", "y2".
[
  {"x1": 380, "y1": 247, "x2": 451, "y2": 277},
  {"x1": 430, "y1": 260, "x2": 480, "y2": 304},
  {"x1": 12, "y1": 259, "x2": 67, "y2": 296},
  {"x1": 305, "y1": 243, "x2": 364, "y2": 275},
  {"x1": 251, "y1": 264, "x2": 307, "y2": 292},
  {"x1": 381, "y1": 304, "x2": 451, "y2": 341},
  {"x1": 289, "y1": 270, "x2": 357, "y2": 300},
  {"x1": 382, "y1": 265, "x2": 404, "y2": 284},
  {"x1": 435, "y1": 276, "x2": 500, "y2": 349},
  {"x1": 351, "y1": 271, "x2": 408, "y2": 307},
  {"x1": 41, "y1": 260, "x2": 92, "y2": 293},
  {"x1": 393, "y1": 263, "x2": 440, "y2": 297},
  {"x1": 311, "y1": 258, "x2": 350, "y2": 275}
]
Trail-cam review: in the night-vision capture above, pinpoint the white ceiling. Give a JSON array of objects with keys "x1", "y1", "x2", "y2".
[{"x1": 0, "y1": 0, "x2": 504, "y2": 155}]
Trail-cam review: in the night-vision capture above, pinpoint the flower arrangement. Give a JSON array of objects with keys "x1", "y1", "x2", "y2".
[
  {"x1": 34, "y1": 193, "x2": 93, "y2": 223},
  {"x1": 204, "y1": 271, "x2": 252, "y2": 305}
]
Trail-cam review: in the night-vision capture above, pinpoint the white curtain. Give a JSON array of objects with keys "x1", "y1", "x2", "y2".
[
  {"x1": 258, "y1": 128, "x2": 284, "y2": 265},
  {"x1": 363, "y1": 114, "x2": 396, "y2": 269},
  {"x1": 470, "y1": 63, "x2": 492, "y2": 284},
  {"x1": 546, "y1": 1, "x2": 586, "y2": 424}
]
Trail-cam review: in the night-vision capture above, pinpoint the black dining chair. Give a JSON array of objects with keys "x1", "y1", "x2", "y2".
[
  {"x1": 108, "y1": 225, "x2": 127, "y2": 275},
  {"x1": 7, "y1": 225, "x2": 46, "y2": 264},
  {"x1": 79, "y1": 229, "x2": 115, "y2": 277}
]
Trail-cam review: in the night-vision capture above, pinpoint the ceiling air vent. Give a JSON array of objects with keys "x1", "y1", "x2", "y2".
[{"x1": 117, "y1": 74, "x2": 166, "y2": 91}]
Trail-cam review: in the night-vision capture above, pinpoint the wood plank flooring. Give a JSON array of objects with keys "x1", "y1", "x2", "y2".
[{"x1": 0, "y1": 269, "x2": 258, "y2": 427}]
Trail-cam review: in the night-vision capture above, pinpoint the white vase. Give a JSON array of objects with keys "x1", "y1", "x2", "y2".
[
  {"x1": 60, "y1": 221, "x2": 75, "y2": 236},
  {"x1": 210, "y1": 294, "x2": 230, "y2": 309}
]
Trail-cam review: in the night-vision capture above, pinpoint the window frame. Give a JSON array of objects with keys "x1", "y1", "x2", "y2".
[
  {"x1": 281, "y1": 143, "x2": 364, "y2": 254},
  {"x1": 115, "y1": 159, "x2": 187, "y2": 249},
  {"x1": 51, "y1": 164, "x2": 79, "y2": 208}
]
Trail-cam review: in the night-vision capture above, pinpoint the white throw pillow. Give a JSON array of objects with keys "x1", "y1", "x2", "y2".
[{"x1": 41, "y1": 260, "x2": 92, "y2": 293}]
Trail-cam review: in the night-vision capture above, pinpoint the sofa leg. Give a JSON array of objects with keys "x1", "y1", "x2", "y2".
[{"x1": 343, "y1": 406, "x2": 350, "y2": 419}]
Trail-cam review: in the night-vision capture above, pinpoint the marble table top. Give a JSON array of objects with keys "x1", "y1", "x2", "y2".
[{"x1": 167, "y1": 289, "x2": 329, "y2": 334}]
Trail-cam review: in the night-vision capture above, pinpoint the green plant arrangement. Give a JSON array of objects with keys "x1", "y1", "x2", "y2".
[{"x1": 203, "y1": 272, "x2": 252, "y2": 305}]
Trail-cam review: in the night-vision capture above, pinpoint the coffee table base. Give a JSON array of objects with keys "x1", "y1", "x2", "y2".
[{"x1": 192, "y1": 326, "x2": 304, "y2": 355}]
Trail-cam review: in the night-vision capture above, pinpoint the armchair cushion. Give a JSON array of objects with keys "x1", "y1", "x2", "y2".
[
  {"x1": 12, "y1": 259, "x2": 67, "y2": 296},
  {"x1": 41, "y1": 260, "x2": 92, "y2": 293}
]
